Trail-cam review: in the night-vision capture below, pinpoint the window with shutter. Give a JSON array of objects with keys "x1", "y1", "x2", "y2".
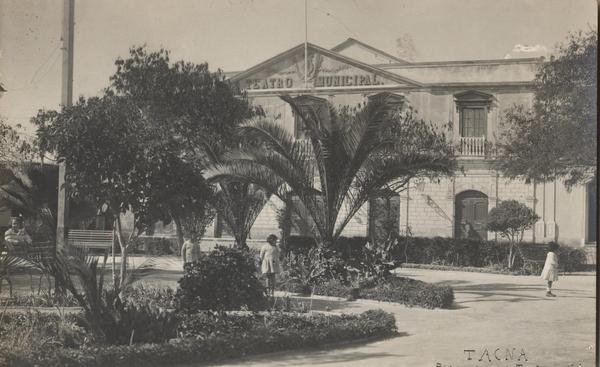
[
  {"x1": 454, "y1": 90, "x2": 493, "y2": 138},
  {"x1": 460, "y1": 107, "x2": 487, "y2": 137}
]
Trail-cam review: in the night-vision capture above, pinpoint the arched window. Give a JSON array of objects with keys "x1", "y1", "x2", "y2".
[{"x1": 455, "y1": 190, "x2": 488, "y2": 240}]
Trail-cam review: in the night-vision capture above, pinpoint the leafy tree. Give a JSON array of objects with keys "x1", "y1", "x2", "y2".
[
  {"x1": 487, "y1": 200, "x2": 540, "y2": 269},
  {"x1": 0, "y1": 119, "x2": 32, "y2": 165},
  {"x1": 33, "y1": 95, "x2": 206, "y2": 286},
  {"x1": 207, "y1": 93, "x2": 456, "y2": 249},
  {"x1": 107, "y1": 46, "x2": 258, "y2": 249},
  {"x1": 496, "y1": 29, "x2": 597, "y2": 188}
]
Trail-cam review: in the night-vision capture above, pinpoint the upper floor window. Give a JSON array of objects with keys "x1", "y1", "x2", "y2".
[
  {"x1": 454, "y1": 90, "x2": 493, "y2": 138},
  {"x1": 290, "y1": 95, "x2": 328, "y2": 139},
  {"x1": 460, "y1": 107, "x2": 487, "y2": 137}
]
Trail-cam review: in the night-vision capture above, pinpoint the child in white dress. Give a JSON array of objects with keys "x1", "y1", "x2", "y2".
[
  {"x1": 260, "y1": 234, "x2": 280, "y2": 296},
  {"x1": 540, "y1": 242, "x2": 559, "y2": 297}
]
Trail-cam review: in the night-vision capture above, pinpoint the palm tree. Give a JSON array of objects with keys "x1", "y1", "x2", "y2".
[
  {"x1": 202, "y1": 143, "x2": 270, "y2": 249},
  {"x1": 206, "y1": 93, "x2": 456, "y2": 248}
]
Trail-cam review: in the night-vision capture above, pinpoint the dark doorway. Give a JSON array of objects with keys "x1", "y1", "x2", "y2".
[
  {"x1": 455, "y1": 190, "x2": 488, "y2": 240},
  {"x1": 368, "y1": 193, "x2": 400, "y2": 245}
]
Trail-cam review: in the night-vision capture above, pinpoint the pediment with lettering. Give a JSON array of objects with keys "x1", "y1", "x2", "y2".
[{"x1": 230, "y1": 43, "x2": 422, "y2": 91}]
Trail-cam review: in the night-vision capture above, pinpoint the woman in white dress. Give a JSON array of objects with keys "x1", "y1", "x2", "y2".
[
  {"x1": 540, "y1": 242, "x2": 559, "y2": 297},
  {"x1": 260, "y1": 234, "x2": 280, "y2": 296}
]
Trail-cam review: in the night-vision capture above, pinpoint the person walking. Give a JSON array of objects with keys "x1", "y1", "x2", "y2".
[
  {"x1": 540, "y1": 241, "x2": 560, "y2": 297},
  {"x1": 260, "y1": 234, "x2": 280, "y2": 296}
]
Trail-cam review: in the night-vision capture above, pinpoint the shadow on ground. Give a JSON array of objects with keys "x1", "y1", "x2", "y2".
[{"x1": 194, "y1": 333, "x2": 409, "y2": 367}]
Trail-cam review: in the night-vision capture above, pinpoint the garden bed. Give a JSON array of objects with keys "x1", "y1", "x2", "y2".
[
  {"x1": 312, "y1": 276, "x2": 454, "y2": 309},
  {"x1": 0, "y1": 309, "x2": 397, "y2": 367},
  {"x1": 400, "y1": 263, "x2": 525, "y2": 275}
]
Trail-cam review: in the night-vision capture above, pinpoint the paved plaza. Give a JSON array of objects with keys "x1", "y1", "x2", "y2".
[{"x1": 171, "y1": 267, "x2": 596, "y2": 367}]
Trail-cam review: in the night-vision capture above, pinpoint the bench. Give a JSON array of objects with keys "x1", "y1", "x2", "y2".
[{"x1": 68, "y1": 229, "x2": 114, "y2": 249}]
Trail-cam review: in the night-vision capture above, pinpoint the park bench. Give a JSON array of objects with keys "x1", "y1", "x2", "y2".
[{"x1": 68, "y1": 229, "x2": 114, "y2": 250}]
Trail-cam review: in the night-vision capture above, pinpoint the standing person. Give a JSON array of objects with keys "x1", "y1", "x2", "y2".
[
  {"x1": 540, "y1": 241, "x2": 560, "y2": 297},
  {"x1": 181, "y1": 235, "x2": 202, "y2": 269},
  {"x1": 4, "y1": 216, "x2": 32, "y2": 253},
  {"x1": 260, "y1": 234, "x2": 280, "y2": 296}
]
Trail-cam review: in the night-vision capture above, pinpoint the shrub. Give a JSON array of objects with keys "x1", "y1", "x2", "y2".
[
  {"x1": 278, "y1": 248, "x2": 334, "y2": 295},
  {"x1": 114, "y1": 304, "x2": 179, "y2": 344},
  {"x1": 313, "y1": 276, "x2": 454, "y2": 309},
  {"x1": 487, "y1": 200, "x2": 539, "y2": 269},
  {"x1": 122, "y1": 284, "x2": 176, "y2": 309},
  {"x1": 359, "y1": 277, "x2": 454, "y2": 309},
  {"x1": 312, "y1": 278, "x2": 353, "y2": 298},
  {"x1": 0, "y1": 310, "x2": 398, "y2": 367},
  {"x1": 0, "y1": 311, "x2": 89, "y2": 350},
  {"x1": 178, "y1": 312, "x2": 262, "y2": 338},
  {"x1": 284, "y1": 236, "x2": 368, "y2": 259},
  {"x1": 0, "y1": 292, "x2": 79, "y2": 307},
  {"x1": 558, "y1": 246, "x2": 588, "y2": 272},
  {"x1": 175, "y1": 246, "x2": 267, "y2": 313}
]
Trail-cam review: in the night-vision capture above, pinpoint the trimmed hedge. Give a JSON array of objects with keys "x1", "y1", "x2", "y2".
[
  {"x1": 399, "y1": 236, "x2": 589, "y2": 272},
  {"x1": 313, "y1": 276, "x2": 454, "y2": 309},
  {"x1": 360, "y1": 277, "x2": 454, "y2": 309},
  {"x1": 285, "y1": 235, "x2": 588, "y2": 274},
  {"x1": 1, "y1": 310, "x2": 397, "y2": 367}
]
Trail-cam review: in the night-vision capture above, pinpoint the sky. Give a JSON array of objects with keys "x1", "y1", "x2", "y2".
[{"x1": 0, "y1": 0, "x2": 597, "y2": 135}]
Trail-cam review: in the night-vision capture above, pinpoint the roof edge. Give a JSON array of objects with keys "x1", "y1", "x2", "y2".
[
  {"x1": 331, "y1": 37, "x2": 410, "y2": 64},
  {"x1": 377, "y1": 57, "x2": 543, "y2": 69}
]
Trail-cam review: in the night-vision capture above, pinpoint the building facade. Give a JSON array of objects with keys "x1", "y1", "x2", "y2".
[{"x1": 202, "y1": 38, "x2": 596, "y2": 250}]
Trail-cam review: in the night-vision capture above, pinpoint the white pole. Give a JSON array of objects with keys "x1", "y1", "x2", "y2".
[
  {"x1": 304, "y1": 0, "x2": 308, "y2": 89},
  {"x1": 57, "y1": 0, "x2": 74, "y2": 252}
]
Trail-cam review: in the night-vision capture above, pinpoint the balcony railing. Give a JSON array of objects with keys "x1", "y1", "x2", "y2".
[{"x1": 458, "y1": 136, "x2": 489, "y2": 157}]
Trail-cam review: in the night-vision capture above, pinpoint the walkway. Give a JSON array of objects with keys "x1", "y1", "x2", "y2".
[{"x1": 174, "y1": 268, "x2": 596, "y2": 367}]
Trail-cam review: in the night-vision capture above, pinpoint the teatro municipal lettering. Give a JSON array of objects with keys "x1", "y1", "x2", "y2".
[{"x1": 245, "y1": 73, "x2": 384, "y2": 90}]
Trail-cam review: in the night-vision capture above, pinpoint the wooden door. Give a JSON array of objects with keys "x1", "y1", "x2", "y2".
[{"x1": 455, "y1": 191, "x2": 488, "y2": 240}]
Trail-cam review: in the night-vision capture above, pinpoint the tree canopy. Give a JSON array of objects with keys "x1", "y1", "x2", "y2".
[
  {"x1": 107, "y1": 46, "x2": 261, "y2": 248},
  {"x1": 496, "y1": 29, "x2": 597, "y2": 187}
]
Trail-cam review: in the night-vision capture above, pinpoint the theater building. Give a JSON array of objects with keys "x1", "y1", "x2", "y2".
[{"x1": 200, "y1": 38, "x2": 597, "y2": 253}]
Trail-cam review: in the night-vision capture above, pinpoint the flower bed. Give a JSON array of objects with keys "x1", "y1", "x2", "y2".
[
  {"x1": 400, "y1": 263, "x2": 525, "y2": 275},
  {"x1": 313, "y1": 276, "x2": 454, "y2": 309},
  {"x1": 0, "y1": 310, "x2": 397, "y2": 367}
]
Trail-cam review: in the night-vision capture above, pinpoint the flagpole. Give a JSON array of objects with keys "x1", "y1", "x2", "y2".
[{"x1": 304, "y1": 0, "x2": 308, "y2": 89}]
